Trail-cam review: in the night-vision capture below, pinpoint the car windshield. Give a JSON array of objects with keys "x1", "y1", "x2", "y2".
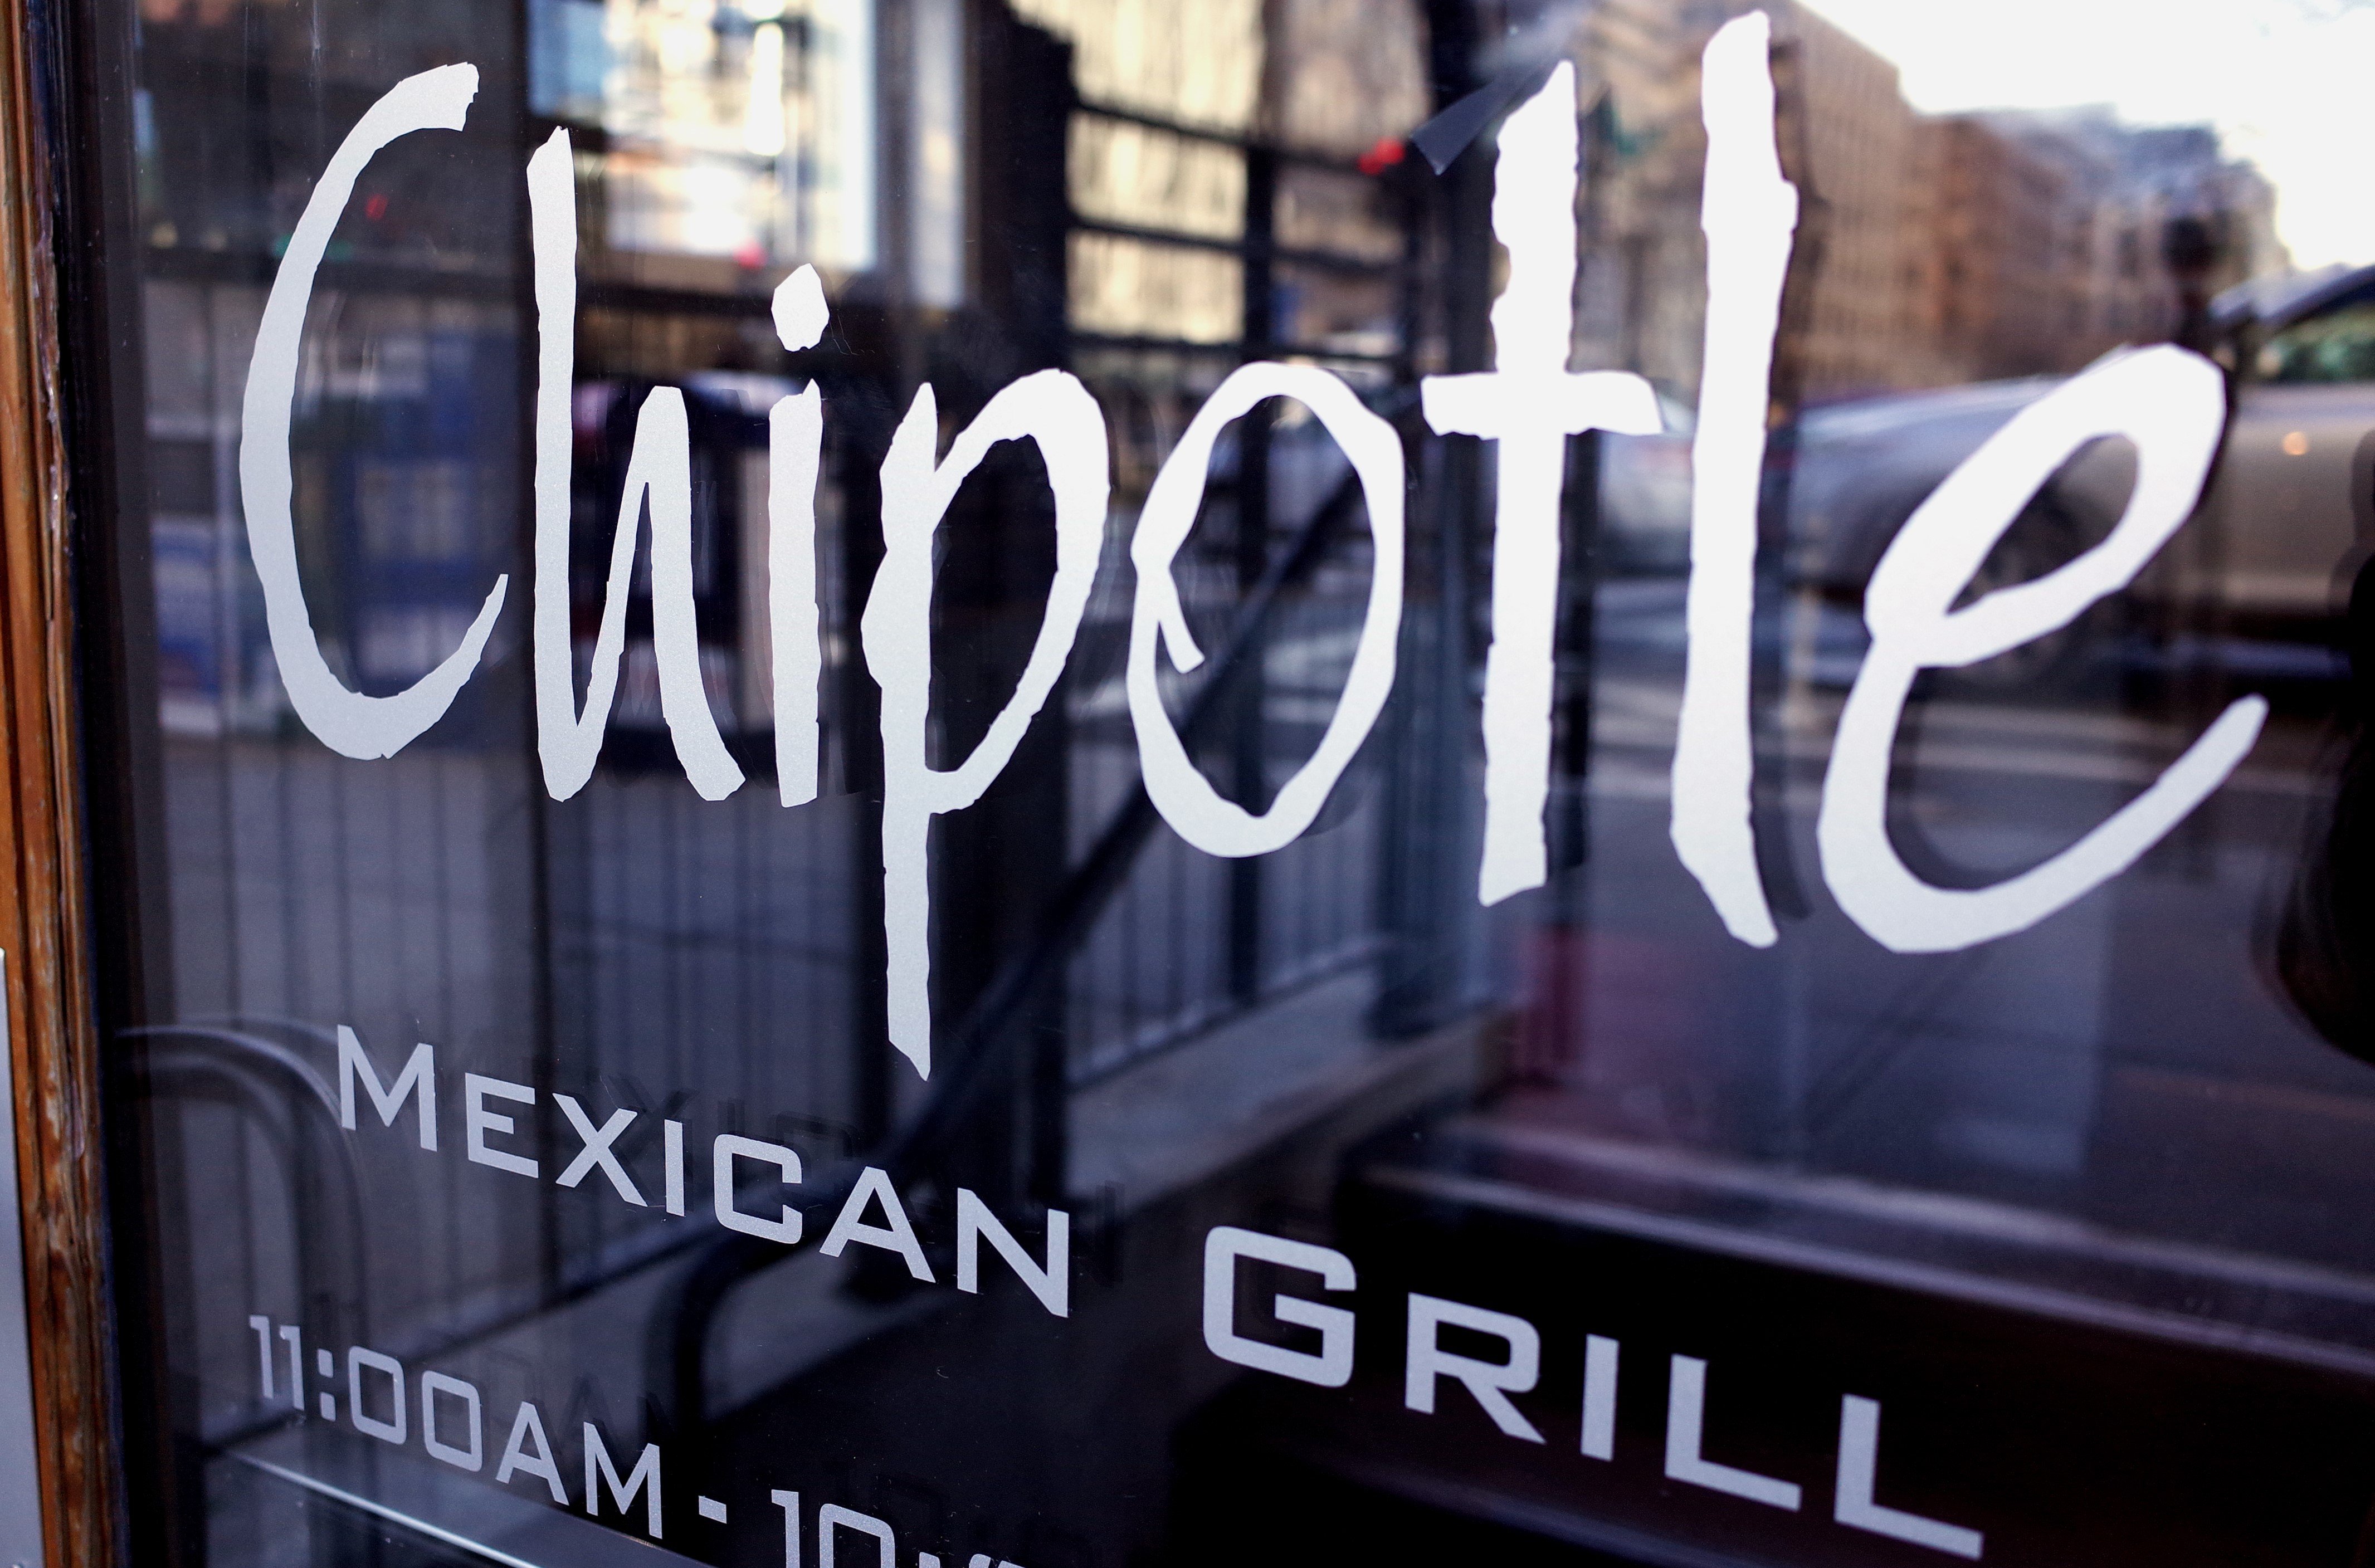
[{"x1": 2260, "y1": 297, "x2": 2375, "y2": 382}]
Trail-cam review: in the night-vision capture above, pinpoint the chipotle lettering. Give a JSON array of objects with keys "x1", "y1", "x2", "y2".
[{"x1": 238, "y1": 12, "x2": 2265, "y2": 1079}]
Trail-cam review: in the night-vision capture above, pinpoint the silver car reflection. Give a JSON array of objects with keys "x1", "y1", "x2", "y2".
[{"x1": 1787, "y1": 263, "x2": 2375, "y2": 678}]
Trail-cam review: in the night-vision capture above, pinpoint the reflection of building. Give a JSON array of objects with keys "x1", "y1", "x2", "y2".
[
  {"x1": 1907, "y1": 111, "x2": 2285, "y2": 383},
  {"x1": 1573, "y1": 0, "x2": 2289, "y2": 404},
  {"x1": 1570, "y1": 0, "x2": 1732, "y2": 402},
  {"x1": 532, "y1": 0, "x2": 879, "y2": 273},
  {"x1": 1573, "y1": 0, "x2": 1938, "y2": 404},
  {"x1": 1983, "y1": 111, "x2": 2286, "y2": 362},
  {"x1": 1020, "y1": 0, "x2": 1261, "y2": 344},
  {"x1": 1772, "y1": 4, "x2": 1929, "y2": 400},
  {"x1": 1914, "y1": 114, "x2": 2080, "y2": 382},
  {"x1": 1020, "y1": 0, "x2": 1423, "y2": 353},
  {"x1": 1849, "y1": 72, "x2": 2287, "y2": 389}
]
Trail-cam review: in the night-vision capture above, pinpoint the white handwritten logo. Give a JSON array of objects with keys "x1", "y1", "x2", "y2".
[{"x1": 239, "y1": 14, "x2": 2261, "y2": 1078}]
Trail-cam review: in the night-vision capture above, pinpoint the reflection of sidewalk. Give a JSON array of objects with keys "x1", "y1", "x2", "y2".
[
  {"x1": 1071, "y1": 970, "x2": 1479, "y2": 1214},
  {"x1": 1387, "y1": 1116, "x2": 2375, "y2": 1371},
  {"x1": 1164, "y1": 1105, "x2": 2375, "y2": 1568},
  {"x1": 1588, "y1": 669, "x2": 2328, "y2": 799}
]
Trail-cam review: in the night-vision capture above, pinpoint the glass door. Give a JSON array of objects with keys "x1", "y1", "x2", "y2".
[{"x1": 32, "y1": 1, "x2": 2375, "y2": 1564}]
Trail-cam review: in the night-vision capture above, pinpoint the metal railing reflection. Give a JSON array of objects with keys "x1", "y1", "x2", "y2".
[
  {"x1": 121, "y1": 1023, "x2": 371, "y2": 1451},
  {"x1": 657, "y1": 422, "x2": 1389, "y2": 1450}
]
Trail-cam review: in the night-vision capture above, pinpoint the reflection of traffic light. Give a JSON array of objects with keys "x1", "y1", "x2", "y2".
[
  {"x1": 2164, "y1": 213, "x2": 2223, "y2": 352},
  {"x1": 2162, "y1": 214, "x2": 2220, "y2": 279}
]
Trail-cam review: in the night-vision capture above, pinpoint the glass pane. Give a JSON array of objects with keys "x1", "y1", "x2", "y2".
[{"x1": 75, "y1": 1, "x2": 2375, "y2": 1565}]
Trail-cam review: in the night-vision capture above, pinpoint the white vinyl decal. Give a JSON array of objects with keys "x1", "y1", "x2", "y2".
[
  {"x1": 1129, "y1": 362, "x2": 1404, "y2": 857},
  {"x1": 864, "y1": 372, "x2": 1110, "y2": 1078},
  {"x1": 1817, "y1": 345, "x2": 2266, "y2": 950},
  {"x1": 770, "y1": 265, "x2": 830, "y2": 807},
  {"x1": 1669, "y1": 12, "x2": 1797, "y2": 947},
  {"x1": 1422, "y1": 62, "x2": 1662, "y2": 906},
  {"x1": 250, "y1": 22, "x2": 2277, "y2": 1015},
  {"x1": 529, "y1": 130, "x2": 744, "y2": 803},
  {"x1": 240, "y1": 65, "x2": 509, "y2": 759},
  {"x1": 1834, "y1": 1396, "x2": 1984, "y2": 1559}
]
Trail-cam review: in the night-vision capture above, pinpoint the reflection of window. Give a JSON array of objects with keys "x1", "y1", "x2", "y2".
[
  {"x1": 906, "y1": 0, "x2": 963, "y2": 307},
  {"x1": 1013, "y1": 0, "x2": 1262, "y2": 133},
  {"x1": 1069, "y1": 119, "x2": 1244, "y2": 242},
  {"x1": 2259, "y1": 300, "x2": 2375, "y2": 383},
  {"x1": 1068, "y1": 232, "x2": 1241, "y2": 343},
  {"x1": 535, "y1": 0, "x2": 876, "y2": 271}
]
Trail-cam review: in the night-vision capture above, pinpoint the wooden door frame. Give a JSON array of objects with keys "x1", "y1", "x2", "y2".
[{"x1": 0, "y1": 0, "x2": 124, "y2": 1558}]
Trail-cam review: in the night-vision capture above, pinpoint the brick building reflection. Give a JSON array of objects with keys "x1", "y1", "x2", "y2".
[{"x1": 1574, "y1": 0, "x2": 2284, "y2": 407}]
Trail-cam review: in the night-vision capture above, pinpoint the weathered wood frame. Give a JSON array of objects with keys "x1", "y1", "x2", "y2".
[{"x1": 0, "y1": 0, "x2": 118, "y2": 1559}]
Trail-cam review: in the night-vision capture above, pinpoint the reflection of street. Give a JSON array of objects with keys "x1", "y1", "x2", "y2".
[
  {"x1": 1191, "y1": 549, "x2": 2375, "y2": 1568},
  {"x1": 1498, "y1": 573, "x2": 2375, "y2": 1292}
]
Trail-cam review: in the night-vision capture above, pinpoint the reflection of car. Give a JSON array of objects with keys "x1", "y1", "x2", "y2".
[
  {"x1": 2192, "y1": 268, "x2": 2375, "y2": 632},
  {"x1": 1789, "y1": 376, "x2": 2070, "y2": 598},
  {"x1": 1598, "y1": 391, "x2": 1696, "y2": 574},
  {"x1": 1790, "y1": 263, "x2": 2375, "y2": 656}
]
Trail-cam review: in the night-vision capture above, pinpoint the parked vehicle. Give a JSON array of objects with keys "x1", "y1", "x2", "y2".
[{"x1": 1788, "y1": 263, "x2": 2375, "y2": 666}]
